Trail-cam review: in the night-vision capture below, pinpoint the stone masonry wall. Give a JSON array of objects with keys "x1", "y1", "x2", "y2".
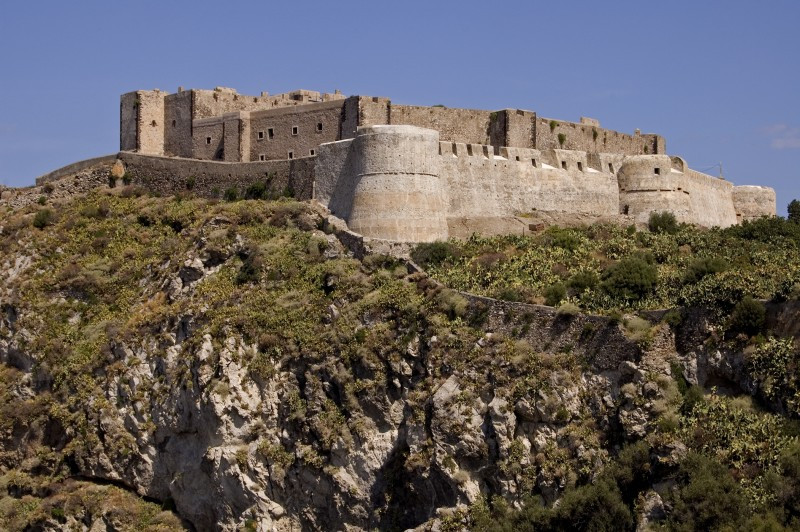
[
  {"x1": 192, "y1": 119, "x2": 225, "y2": 160},
  {"x1": 390, "y1": 105, "x2": 501, "y2": 147},
  {"x1": 535, "y1": 116, "x2": 662, "y2": 155},
  {"x1": 733, "y1": 186, "x2": 777, "y2": 222},
  {"x1": 164, "y1": 91, "x2": 194, "y2": 158},
  {"x1": 120, "y1": 92, "x2": 138, "y2": 152},
  {"x1": 116, "y1": 152, "x2": 315, "y2": 200},
  {"x1": 248, "y1": 101, "x2": 346, "y2": 162},
  {"x1": 135, "y1": 90, "x2": 166, "y2": 155},
  {"x1": 618, "y1": 156, "x2": 738, "y2": 227},
  {"x1": 440, "y1": 143, "x2": 620, "y2": 221}
]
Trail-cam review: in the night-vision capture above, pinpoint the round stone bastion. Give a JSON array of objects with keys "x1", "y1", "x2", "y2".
[{"x1": 348, "y1": 125, "x2": 448, "y2": 242}]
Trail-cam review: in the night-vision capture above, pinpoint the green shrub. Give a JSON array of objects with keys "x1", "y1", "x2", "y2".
[
  {"x1": 601, "y1": 257, "x2": 657, "y2": 301},
  {"x1": 724, "y1": 216, "x2": 800, "y2": 243},
  {"x1": 42, "y1": 183, "x2": 54, "y2": 194},
  {"x1": 544, "y1": 283, "x2": 566, "y2": 306},
  {"x1": 746, "y1": 337, "x2": 800, "y2": 415},
  {"x1": 684, "y1": 256, "x2": 728, "y2": 284},
  {"x1": 729, "y1": 296, "x2": 766, "y2": 336},
  {"x1": 108, "y1": 174, "x2": 117, "y2": 188},
  {"x1": 185, "y1": 176, "x2": 196, "y2": 190},
  {"x1": 37, "y1": 195, "x2": 47, "y2": 205},
  {"x1": 411, "y1": 241, "x2": 459, "y2": 267},
  {"x1": 244, "y1": 181, "x2": 269, "y2": 200},
  {"x1": 547, "y1": 227, "x2": 581, "y2": 251},
  {"x1": 665, "y1": 453, "x2": 747, "y2": 530},
  {"x1": 549, "y1": 120, "x2": 558, "y2": 132},
  {"x1": 224, "y1": 187, "x2": 239, "y2": 201},
  {"x1": 235, "y1": 248, "x2": 263, "y2": 285},
  {"x1": 121, "y1": 172, "x2": 132, "y2": 186},
  {"x1": 478, "y1": 479, "x2": 632, "y2": 532},
  {"x1": 557, "y1": 133, "x2": 567, "y2": 147},
  {"x1": 32, "y1": 209, "x2": 53, "y2": 229},
  {"x1": 648, "y1": 211, "x2": 679, "y2": 235},
  {"x1": 556, "y1": 302, "x2": 580, "y2": 317},
  {"x1": 567, "y1": 271, "x2": 598, "y2": 295}
]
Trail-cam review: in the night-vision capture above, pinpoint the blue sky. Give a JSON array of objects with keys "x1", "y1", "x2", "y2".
[{"x1": 1, "y1": 1, "x2": 798, "y2": 214}]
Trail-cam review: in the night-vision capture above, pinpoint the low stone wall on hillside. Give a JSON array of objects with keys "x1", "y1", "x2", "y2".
[
  {"x1": 35, "y1": 154, "x2": 119, "y2": 186},
  {"x1": 117, "y1": 152, "x2": 315, "y2": 200}
]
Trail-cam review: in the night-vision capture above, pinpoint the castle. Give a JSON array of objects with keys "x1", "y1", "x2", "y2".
[{"x1": 116, "y1": 86, "x2": 776, "y2": 242}]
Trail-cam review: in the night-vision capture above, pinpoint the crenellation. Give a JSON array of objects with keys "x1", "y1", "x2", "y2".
[{"x1": 114, "y1": 85, "x2": 775, "y2": 241}]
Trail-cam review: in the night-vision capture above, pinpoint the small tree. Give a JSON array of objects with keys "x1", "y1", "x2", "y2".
[
  {"x1": 648, "y1": 211, "x2": 679, "y2": 234},
  {"x1": 788, "y1": 199, "x2": 800, "y2": 224}
]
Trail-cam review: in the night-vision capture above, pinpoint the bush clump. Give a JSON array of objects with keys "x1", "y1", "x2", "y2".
[
  {"x1": 244, "y1": 181, "x2": 269, "y2": 200},
  {"x1": 648, "y1": 211, "x2": 679, "y2": 235},
  {"x1": 223, "y1": 187, "x2": 239, "y2": 201},
  {"x1": 567, "y1": 270, "x2": 598, "y2": 295},
  {"x1": 601, "y1": 257, "x2": 657, "y2": 301},
  {"x1": 411, "y1": 241, "x2": 460, "y2": 267},
  {"x1": 544, "y1": 282, "x2": 566, "y2": 306},
  {"x1": 684, "y1": 256, "x2": 729, "y2": 284},
  {"x1": 32, "y1": 209, "x2": 53, "y2": 229},
  {"x1": 729, "y1": 296, "x2": 766, "y2": 336}
]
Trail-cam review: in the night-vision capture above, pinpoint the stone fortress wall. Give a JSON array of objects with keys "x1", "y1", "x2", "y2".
[{"x1": 115, "y1": 86, "x2": 776, "y2": 242}]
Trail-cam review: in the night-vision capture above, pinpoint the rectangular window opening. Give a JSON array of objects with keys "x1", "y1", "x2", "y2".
[
  {"x1": 515, "y1": 156, "x2": 520, "y2": 161},
  {"x1": 259, "y1": 154, "x2": 265, "y2": 161},
  {"x1": 267, "y1": 128, "x2": 274, "y2": 140},
  {"x1": 561, "y1": 161, "x2": 567, "y2": 170},
  {"x1": 608, "y1": 163, "x2": 614, "y2": 173},
  {"x1": 654, "y1": 167, "x2": 661, "y2": 175},
  {"x1": 577, "y1": 161, "x2": 583, "y2": 172},
  {"x1": 310, "y1": 149, "x2": 315, "y2": 156},
  {"x1": 317, "y1": 122, "x2": 323, "y2": 132},
  {"x1": 291, "y1": 126, "x2": 298, "y2": 136},
  {"x1": 467, "y1": 144, "x2": 474, "y2": 156},
  {"x1": 258, "y1": 131, "x2": 264, "y2": 140},
  {"x1": 206, "y1": 137, "x2": 211, "y2": 144},
  {"x1": 532, "y1": 159, "x2": 537, "y2": 167},
  {"x1": 288, "y1": 151, "x2": 294, "y2": 159}
]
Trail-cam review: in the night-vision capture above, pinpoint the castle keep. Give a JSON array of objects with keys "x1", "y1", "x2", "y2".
[{"x1": 118, "y1": 86, "x2": 776, "y2": 241}]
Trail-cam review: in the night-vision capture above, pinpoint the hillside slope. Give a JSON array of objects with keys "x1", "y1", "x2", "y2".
[{"x1": 1, "y1": 190, "x2": 799, "y2": 531}]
